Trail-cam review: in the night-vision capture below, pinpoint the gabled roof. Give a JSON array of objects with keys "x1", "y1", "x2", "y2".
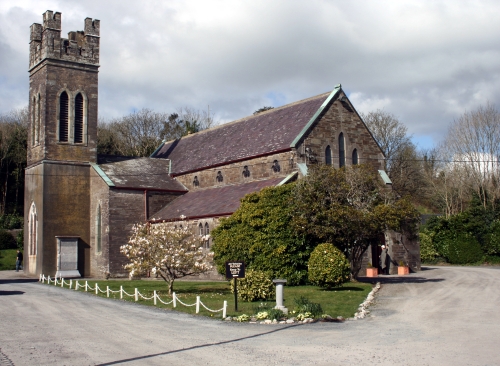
[
  {"x1": 151, "y1": 87, "x2": 342, "y2": 175},
  {"x1": 94, "y1": 155, "x2": 187, "y2": 191},
  {"x1": 150, "y1": 177, "x2": 284, "y2": 221}
]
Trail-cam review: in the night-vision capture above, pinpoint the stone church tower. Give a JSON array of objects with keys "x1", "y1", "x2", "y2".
[{"x1": 25, "y1": 11, "x2": 100, "y2": 276}]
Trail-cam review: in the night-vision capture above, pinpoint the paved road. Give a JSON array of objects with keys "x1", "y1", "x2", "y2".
[{"x1": 0, "y1": 266, "x2": 499, "y2": 365}]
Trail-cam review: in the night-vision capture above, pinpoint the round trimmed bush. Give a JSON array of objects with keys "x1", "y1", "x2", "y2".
[
  {"x1": 231, "y1": 269, "x2": 275, "y2": 302},
  {"x1": 446, "y1": 234, "x2": 483, "y2": 264},
  {"x1": 308, "y1": 243, "x2": 350, "y2": 289}
]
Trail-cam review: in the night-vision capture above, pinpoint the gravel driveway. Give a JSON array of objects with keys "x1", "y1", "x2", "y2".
[{"x1": 1, "y1": 266, "x2": 499, "y2": 365}]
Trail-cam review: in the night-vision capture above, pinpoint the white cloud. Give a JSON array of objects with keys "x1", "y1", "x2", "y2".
[{"x1": 1, "y1": 0, "x2": 500, "y2": 149}]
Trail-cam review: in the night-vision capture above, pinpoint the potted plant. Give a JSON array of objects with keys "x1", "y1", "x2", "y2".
[
  {"x1": 366, "y1": 262, "x2": 378, "y2": 277},
  {"x1": 398, "y1": 260, "x2": 410, "y2": 275}
]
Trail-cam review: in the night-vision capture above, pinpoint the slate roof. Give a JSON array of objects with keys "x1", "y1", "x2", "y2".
[
  {"x1": 95, "y1": 155, "x2": 187, "y2": 191},
  {"x1": 150, "y1": 177, "x2": 285, "y2": 221},
  {"x1": 151, "y1": 91, "x2": 332, "y2": 175}
]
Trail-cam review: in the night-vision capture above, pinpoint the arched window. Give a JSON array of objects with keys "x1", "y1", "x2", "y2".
[
  {"x1": 32, "y1": 97, "x2": 37, "y2": 146},
  {"x1": 74, "y1": 93, "x2": 84, "y2": 143},
  {"x1": 205, "y1": 223, "x2": 210, "y2": 248},
  {"x1": 325, "y1": 145, "x2": 332, "y2": 166},
  {"x1": 338, "y1": 133, "x2": 345, "y2": 168},
  {"x1": 96, "y1": 204, "x2": 102, "y2": 253},
  {"x1": 29, "y1": 203, "x2": 38, "y2": 256},
  {"x1": 35, "y1": 94, "x2": 42, "y2": 145},
  {"x1": 59, "y1": 91, "x2": 69, "y2": 142},
  {"x1": 199, "y1": 223, "x2": 203, "y2": 236},
  {"x1": 352, "y1": 149, "x2": 358, "y2": 165}
]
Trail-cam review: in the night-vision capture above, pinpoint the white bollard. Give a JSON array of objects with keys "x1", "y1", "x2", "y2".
[
  {"x1": 196, "y1": 296, "x2": 200, "y2": 314},
  {"x1": 61, "y1": 278, "x2": 64, "y2": 287},
  {"x1": 107, "y1": 286, "x2": 109, "y2": 298},
  {"x1": 75, "y1": 280, "x2": 79, "y2": 290},
  {"x1": 120, "y1": 286, "x2": 123, "y2": 299},
  {"x1": 85, "y1": 281, "x2": 88, "y2": 292},
  {"x1": 69, "y1": 279, "x2": 72, "y2": 289},
  {"x1": 173, "y1": 292, "x2": 176, "y2": 308},
  {"x1": 154, "y1": 290, "x2": 157, "y2": 306},
  {"x1": 95, "y1": 284, "x2": 99, "y2": 295},
  {"x1": 223, "y1": 301, "x2": 227, "y2": 318},
  {"x1": 39, "y1": 274, "x2": 42, "y2": 282},
  {"x1": 135, "y1": 288, "x2": 138, "y2": 302}
]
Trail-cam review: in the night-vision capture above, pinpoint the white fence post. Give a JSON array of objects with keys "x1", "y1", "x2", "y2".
[
  {"x1": 196, "y1": 296, "x2": 200, "y2": 314},
  {"x1": 61, "y1": 278, "x2": 64, "y2": 287},
  {"x1": 39, "y1": 274, "x2": 42, "y2": 282},
  {"x1": 107, "y1": 286, "x2": 110, "y2": 298},
  {"x1": 120, "y1": 286, "x2": 123, "y2": 299},
  {"x1": 135, "y1": 288, "x2": 138, "y2": 302},
  {"x1": 85, "y1": 281, "x2": 88, "y2": 292},
  {"x1": 154, "y1": 290, "x2": 157, "y2": 306},
  {"x1": 75, "y1": 280, "x2": 79, "y2": 290},
  {"x1": 173, "y1": 292, "x2": 176, "y2": 308},
  {"x1": 69, "y1": 279, "x2": 72, "y2": 289},
  {"x1": 95, "y1": 284, "x2": 99, "y2": 295},
  {"x1": 223, "y1": 301, "x2": 227, "y2": 318}
]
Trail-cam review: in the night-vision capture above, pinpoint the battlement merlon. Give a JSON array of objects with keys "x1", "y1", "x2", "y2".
[
  {"x1": 84, "y1": 18, "x2": 100, "y2": 37},
  {"x1": 30, "y1": 23, "x2": 42, "y2": 42},
  {"x1": 43, "y1": 10, "x2": 61, "y2": 30}
]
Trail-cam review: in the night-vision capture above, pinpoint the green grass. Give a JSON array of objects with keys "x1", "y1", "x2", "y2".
[
  {"x1": 41, "y1": 278, "x2": 372, "y2": 319},
  {"x1": 0, "y1": 249, "x2": 17, "y2": 270}
]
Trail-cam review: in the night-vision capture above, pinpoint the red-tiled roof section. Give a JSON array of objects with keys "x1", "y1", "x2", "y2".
[
  {"x1": 150, "y1": 177, "x2": 284, "y2": 221},
  {"x1": 97, "y1": 155, "x2": 187, "y2": 191},
  {"x1": 152, "y1": 92, "x2": 330, "y2": 174}
]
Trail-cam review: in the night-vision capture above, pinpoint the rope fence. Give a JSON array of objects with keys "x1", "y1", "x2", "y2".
[{"x1": 39, "y1": 274, "x2": 227, "y2": 318}]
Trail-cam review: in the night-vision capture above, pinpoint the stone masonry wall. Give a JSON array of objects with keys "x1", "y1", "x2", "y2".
[
  {"x1": 175, "y1": 151, "x2": 295, "y2": 191},
  {"x1": 295, "y1": 96, "x2": 384, "y2": 171}
]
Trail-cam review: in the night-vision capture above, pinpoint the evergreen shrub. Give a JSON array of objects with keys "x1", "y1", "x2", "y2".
[
  {"x1": 308, "y1": 243, "x2": 350, "y2": 289},
  {"x1": 231, "y1": 269, "x2": 275, "y2": 302},
  {"x1": 446, "y1": 234, "x2": 483, "y2": 264},
  {"x1": 0, "y1": 229, "x2": 16, "y2": 250},
  {"x1": 419, "y1": 230, "x2": 440, "y2": 263}
]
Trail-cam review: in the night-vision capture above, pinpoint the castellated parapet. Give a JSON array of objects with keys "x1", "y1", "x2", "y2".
[{"x1": 29, "y1": 10, "x2": 100, "y2": 70}]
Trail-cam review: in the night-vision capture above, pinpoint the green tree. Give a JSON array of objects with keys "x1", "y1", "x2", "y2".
[
  {"x1": 291, "y1": 165, "x2": 420, "y2": 277},
  {"x1": 211, "y1": 184, "x2": 311, "y2": 285}
]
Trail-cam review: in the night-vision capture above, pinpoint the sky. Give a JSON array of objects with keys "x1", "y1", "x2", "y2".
[{"x1": 1, "y1": 0, "x2": 499, "y2": 150}]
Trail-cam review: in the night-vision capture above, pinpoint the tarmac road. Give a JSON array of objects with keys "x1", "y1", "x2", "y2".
[{"x1": 0, "y1": 266, "x2": 499, "y2": 366}]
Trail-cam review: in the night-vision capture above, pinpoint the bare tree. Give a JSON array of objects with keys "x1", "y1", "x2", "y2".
[
  {"x1": 362, "y1": 109, "x2": 426, "y2": 199},
  {"x1": 97, "y1": 107, "x2": 218, "y2": 157},
  {"x1": 440, "y1": 103, "x2": 500, "y2": 209}
]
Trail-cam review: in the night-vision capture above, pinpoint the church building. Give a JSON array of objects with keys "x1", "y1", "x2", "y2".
[{"x1": 25, "y1": 11, "x2": 420, "y2": 279}]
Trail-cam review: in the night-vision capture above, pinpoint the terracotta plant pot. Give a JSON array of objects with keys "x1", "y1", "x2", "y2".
[
  {"x1": 398, "y1": 266, "x2": 410, "y2": 275},
  {"x1": 366, "y1": 267, "x2": 378, "y2": 277}
]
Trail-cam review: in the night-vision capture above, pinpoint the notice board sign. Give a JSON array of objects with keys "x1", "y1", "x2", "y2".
[{"x1": 225, "y1": 261, "x2": 245, "y2": 279}]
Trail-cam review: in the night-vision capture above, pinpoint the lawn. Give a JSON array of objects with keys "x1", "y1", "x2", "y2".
[
  {"x1": 41, "y1": 278, "x2": 372, "y2": 319},
  {"x1": 0, "y1": 249, "x2": 17, "y2": 270}
]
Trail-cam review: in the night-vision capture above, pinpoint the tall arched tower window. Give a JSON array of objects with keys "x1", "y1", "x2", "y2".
[
  {"x1": 199, "y1": 223, "x2": 203, "y2": 236},
  {"x1": 36, "y1": 94, "x2": 41, "y2": 144},
  {"x1": 352, "y1": 149, "x2": 358, "y2": 165},
  {"x1": 59, "y1": 91, "x2": 69, "y2": 142},
  {"x1": 29, "y1": 203, "x2": 38, "y2": 256},
  {"x1": 74, "y1": 93, "x2": 84, "y2": 143},
  {"x1": 31, "y1": 97, "x2": 37, "y2": 146},
  {"x1": 339, "y1": 133, "x2": 345, "y2": 168},
  {"x1": 96, "y1": 204, "x2": 102, "y2": 253},
  {"x1": 325, "y1": 145, "x2": 332, "y2": 165}
]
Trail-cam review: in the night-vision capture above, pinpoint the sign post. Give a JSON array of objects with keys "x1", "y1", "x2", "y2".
[{"x1": 225, "y1": 261, "x2": 245, "y2": 312}]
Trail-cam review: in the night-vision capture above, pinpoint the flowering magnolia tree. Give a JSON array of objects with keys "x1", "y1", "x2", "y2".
[{"x1": 120, "y1": 222, "x2": 214, "y2": 295}]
